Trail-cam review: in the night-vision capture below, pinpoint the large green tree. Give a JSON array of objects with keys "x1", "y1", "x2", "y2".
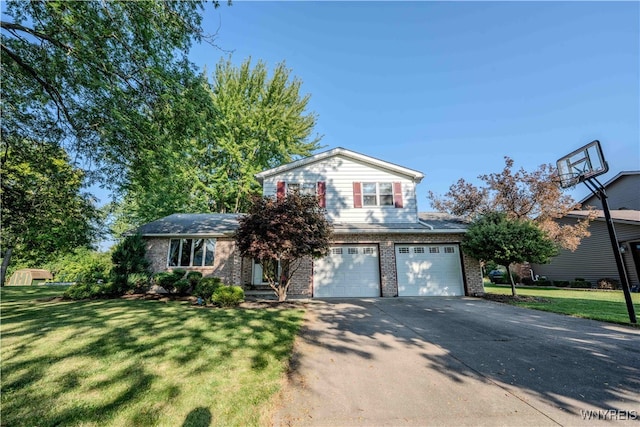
[
  {"x1": 115, "y1": 57, "x2": 321, "y2": 230},
  {"x1": 462, "y1": 212, "x2": 558, "y2": 296},
  {"x1": 1, "y1": 139, "x2": 102, "y2": 284},
  {"x1": 1, "y1": 0, "x2": 226, "y2": 186}
]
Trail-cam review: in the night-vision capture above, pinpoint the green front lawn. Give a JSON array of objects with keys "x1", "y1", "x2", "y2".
[
  {"x1": 1, "y1": 286, "x2": 304, "y2": 426},
  {"x1": 484, "y1": 284, "x2": 640, "y2": 326}
]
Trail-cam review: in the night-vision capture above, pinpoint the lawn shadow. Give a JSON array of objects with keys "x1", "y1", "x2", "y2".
[
  {"x1": 182, "y1": 407, "x2": 212, "y2": 427},
  {"x1": 1, "y1": 288, "x2": 303, "y2": 426}
]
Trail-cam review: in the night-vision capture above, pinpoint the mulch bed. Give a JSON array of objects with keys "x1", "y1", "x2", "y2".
[{"x1": 482, "y1": 293, "x2": 550, "y2": 304}]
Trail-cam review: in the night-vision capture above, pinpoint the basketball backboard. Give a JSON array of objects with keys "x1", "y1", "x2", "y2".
[{"x1": 556, "y1": 140, "x2": 608, "y2": 188}]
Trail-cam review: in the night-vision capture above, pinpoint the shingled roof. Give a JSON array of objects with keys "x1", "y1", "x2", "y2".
[{"x1": 135, "y1": 213, "x2": 241, "y2": 236}]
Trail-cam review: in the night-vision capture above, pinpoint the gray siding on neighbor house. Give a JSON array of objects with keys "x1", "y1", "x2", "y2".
[
  {"x1": 531, "y1": 218, "x2": 640, "y2": 287},
  {"x1": 581, "y1": 174, "x2": 640, "y2": 210}
]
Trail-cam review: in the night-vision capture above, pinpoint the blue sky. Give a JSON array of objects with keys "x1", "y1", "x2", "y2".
[{"x1": 189, "y1": 1, "x2": 639, "y2": 209}]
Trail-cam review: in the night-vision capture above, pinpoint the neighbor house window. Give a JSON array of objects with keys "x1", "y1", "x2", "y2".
[{"x1": 168, "y1": 238, "x2": 216, "y2": 267}]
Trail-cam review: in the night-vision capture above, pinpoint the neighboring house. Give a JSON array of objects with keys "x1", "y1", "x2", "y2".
[
  {"x1": 137, "y1": 147, "x2": 484, "y2": 297},
  {"x1": 531, "y1": 171, "x2": 640, "y2": 288}
]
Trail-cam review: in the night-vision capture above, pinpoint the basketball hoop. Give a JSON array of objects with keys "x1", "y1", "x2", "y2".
[
  {"x1": 556, "y1": 140, "x2": 608, "y2": 188},
  {"x1": 556, "y1": 172, "x2": 581, "y2": 189},
  {"x1": 555, "y1": 139, "x2": 635, "y2": 324}
]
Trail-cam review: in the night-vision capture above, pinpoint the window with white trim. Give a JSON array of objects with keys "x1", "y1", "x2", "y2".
[
  {"x1": 362, "y1": 182, "x2": 394, "y2": 207},
  {"x1": 287, "y1": 182, "x2": 316, "y2": 195},
  {"x1": 168, "y1": 238, "x2": 216, "y2": 267},
  {"x1": 348, "y1": 247, "x2": 358, "y2": 255},
  {"x1": 398, "y1": 247, "x2": 410, "y2": 254},
  {"x1": 444, "y1": 247, "x2": 455, "y2": 254},
  {"x1": 429, "y1": 247, "x2": 440, "y2": 254},
  {"x1": 332, "y1": 248, "x2": 343, "y2": 255},
  {"x1": 414, "y1": 247, "x2": 425, "y2": 254}
]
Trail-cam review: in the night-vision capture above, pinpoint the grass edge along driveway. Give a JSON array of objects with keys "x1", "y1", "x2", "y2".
[
  {"x1": 0, "y1": 286, "x2": 304, "y2": 426},
  {"x1": 485, "y1": 284, "x2": 640, "y2": 327}
]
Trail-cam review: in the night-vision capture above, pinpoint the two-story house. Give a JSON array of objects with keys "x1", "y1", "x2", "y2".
[{"x1": 137, "y1": 148, "x2": 484, "y2": 297}]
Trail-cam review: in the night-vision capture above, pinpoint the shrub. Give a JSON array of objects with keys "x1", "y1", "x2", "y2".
[
  {"x1": 154, "y1": 272, "x2": 179, "y2": 291},
  {"x1": 212, "y1": 285, "x2": 244, "y2": 307},
  {"x1": 521, "y1": 277, "x2": 534, "y2": 286},
  {"x1": 194, "y1": 277, "x2": 222, "y2": 303},
  {"x1": 186, "y1": 271, "x2": 203, "y2": 287},
  {"x1": 171, "y1": 269, "x2": 187, "y2": 280},
  {"x1": 174, "y1": 278, "x2": 191, "y2": 295},
  {"x1": 45, "y1": 249, "x2": 111, "y2": 283},
  {"x1": 127, "y1": 273, "x2": 151, "y2": 293},
  {"x1": 533, "y1": 279, "x2": 552, "y2": 287},
  {"x1": 64, "y1": 282, "x2": 105, "y2": 299},
  {"x1": 570, "y1": 279, "x2": 592, "y2": 289},
  {"x1": 553, "y1": 280, "x2": 570, "y2": 288},
  {"x1": 111, "y1": 234, "x2": 151, "y2": 294},
  {"x1": 597, "y1": 278, "x2": 620, "y2": 290}
]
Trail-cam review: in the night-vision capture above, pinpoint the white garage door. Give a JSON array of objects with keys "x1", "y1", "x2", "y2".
[
  {"x1": 396, "y1": 245, "x2": 464, "y2": 296},
  {"x1": 314, "y1": 246, "x2": 381, "y2": 297}
]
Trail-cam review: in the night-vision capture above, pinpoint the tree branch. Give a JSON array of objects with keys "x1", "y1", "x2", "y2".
[
  {"x1": 1, "y1": 21, "x2": 72, "y2": 52},
  {"x1": 1, "y1": 43, "x2": 77, "y2": 130}
]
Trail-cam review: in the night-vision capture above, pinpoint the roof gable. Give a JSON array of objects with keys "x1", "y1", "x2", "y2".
[
  {"x1": 255, "y1": 147, "x2": 424, "y2": 183},
  {"x1": 579, "y1": 171, "x2": 640, "y2": 204}
]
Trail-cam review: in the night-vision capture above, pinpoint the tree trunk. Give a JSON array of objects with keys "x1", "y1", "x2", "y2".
[
  {"x1": 507, "y1": 264, "x2": 517, "y2": 296},
  {"x1": 1, "y1": 248, "x2": 12, "y2": 287}
]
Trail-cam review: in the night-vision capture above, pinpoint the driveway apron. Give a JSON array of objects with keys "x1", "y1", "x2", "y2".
[{"x1": 273, "y1": 297, "x2": 640, "y2": 426}]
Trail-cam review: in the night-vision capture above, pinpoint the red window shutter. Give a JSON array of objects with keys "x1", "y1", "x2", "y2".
[
  {"x1": 317, "y1": 181, "x2": 326, "y2": 208},
  {"x1": 353, "y1": 182, "x2": 362, "y2": 208},
  {"x1": 393, "y1": 182, "x2": 403, "y2": 208},
  {"x1": 276, "y1": 181, "x2": 285, "y2": 200}
]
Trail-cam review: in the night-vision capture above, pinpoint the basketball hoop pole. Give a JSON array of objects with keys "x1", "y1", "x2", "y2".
[{"x1": 583, "y1": 177, "x2": 637, "y2": 324}]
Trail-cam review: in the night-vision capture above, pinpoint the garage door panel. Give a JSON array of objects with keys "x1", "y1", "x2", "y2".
[
  {"x1": 314, "y1": 246, "x2": 380, "y2": 297},
  {"x1": 396, "y1": 245, "x2": 464, "y2": 296}
]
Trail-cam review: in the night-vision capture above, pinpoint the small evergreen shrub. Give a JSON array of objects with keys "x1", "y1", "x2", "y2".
[
  {"x1": 212, "y1": 285, "x2": 244, "y2": 307},
  {"x1": 171, "y1": 269, "x2": 187, "y2": 280},
  {"x1": 553, "y1": 280, "x2": 570, "y2": 288},
  {"x1": 533, "y1": 279, "x2": 552, "y2": 287},
  {"x1": 186, "y1": 271, "x2": 203, "y2": 287},
  {"x1": 194, "y1": 277, "x2": 222, "y2": 302},
  {"x1": 174, "y1": 278, "x2": 191, "y2": 295},
  {"x1": 154, "y1": 272, "x2": 179, "y2": 290}
]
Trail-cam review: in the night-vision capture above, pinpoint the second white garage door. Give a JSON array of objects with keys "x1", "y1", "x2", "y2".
[
  {"x1": 396, "y1": 245, "x2": 464, "y2": 296},
  {"x1": 314, "y1": 246, "x2": 381, "y2": 297}
]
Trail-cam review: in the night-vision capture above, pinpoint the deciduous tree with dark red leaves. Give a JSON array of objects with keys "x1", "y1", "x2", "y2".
[{"x1": 235, "y1": 193, "x2": 332, "y2": 301}]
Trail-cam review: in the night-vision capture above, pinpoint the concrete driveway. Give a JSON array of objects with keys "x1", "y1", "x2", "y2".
[{"x1": 273, "y1": 297, "x2": 640, "y2": 426}]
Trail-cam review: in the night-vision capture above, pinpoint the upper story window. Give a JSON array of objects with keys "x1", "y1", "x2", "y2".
[
  {"x1": 362, "y1": 182, "x2": 393, "y2": 207},
  {"x1": 353, "y1": 182, "x2": 403, "y2": 208},
  {"x1": 287, "y1": 182, "x2": 316, "y2": 196},
  {"x1": 168, "y1": 238, "x2": 216, "y2": 267},
  {"x1": 276, "y1": 181, "x2": 326, "y2": 208}
]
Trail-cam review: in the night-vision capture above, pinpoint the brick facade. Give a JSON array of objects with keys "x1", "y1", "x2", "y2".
[
  {"x1": 145, "y1": 237, "x2": 240, "y2": 285},
  {"x1": 146, "y1": 233, "x2": 484, "y2": 297}
]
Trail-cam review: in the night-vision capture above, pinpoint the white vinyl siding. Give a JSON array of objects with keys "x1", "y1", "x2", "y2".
[{"x1": 262, "y1": 155, "x2": 418, "y2": 223}]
